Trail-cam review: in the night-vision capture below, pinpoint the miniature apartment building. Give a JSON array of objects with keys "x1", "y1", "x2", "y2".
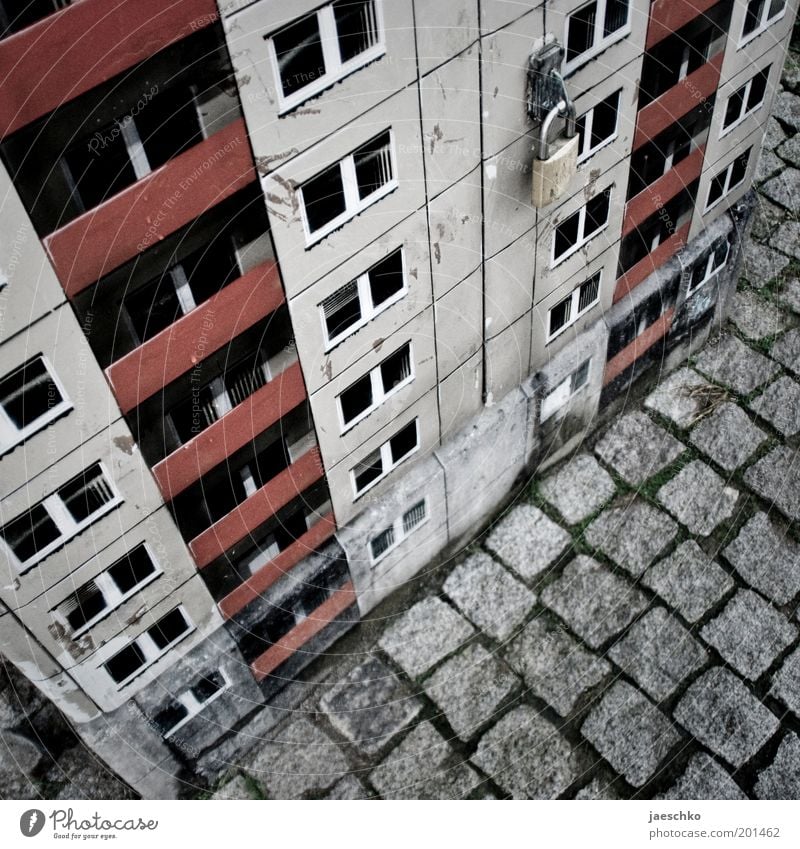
[{"x1": 0, "y1": 0, "x2": 793, "y2": 796}]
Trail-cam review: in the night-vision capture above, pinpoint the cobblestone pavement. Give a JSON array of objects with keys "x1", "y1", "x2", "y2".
[{"x1": 201, "y1": 51, "x2": 800, "y2": 802}]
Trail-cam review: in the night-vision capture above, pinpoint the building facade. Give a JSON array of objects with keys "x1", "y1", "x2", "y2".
[{"x1": 0, "y1": 0, "x2": 794, "y2": 796}]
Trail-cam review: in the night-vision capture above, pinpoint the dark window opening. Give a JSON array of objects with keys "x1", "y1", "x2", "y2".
[
  {"x1": 149, "y1": 608, "x2": 191, "y2": 651},
  {"x1": 369, "y1": 248, "x2": 404, "y2": 306},
  {"x1": 302, "y1": 163, "x2": 346, "y2": 232},
  {"x1": 354, "y1": 450, "x2": 383, "y2": 493},
  {"x1": 273, "y1": 12, "x2": 325, "y2": 99},
  {"x1": 108, "y1": 545, "x2": 158, "y2": 594},
  {"x1": 380, "y1": 344, "x2": 411, "y2": 392},
  {"x1": 322, "y1": 281, "x2": 361, "y2": 340},
  {"x1": 353, "y1": 131, "x2": 393, "y2": 199},
  {"x1": 566, "y1": 2, "x2": 597, "y2": 62},
  {"x1": 58, "y1": 464, "x2": 115, "y2": 524},
  {"x1": 389, "y1": 420, "x2": 417, "y2": 464},
  {"x1": 1, "y1": 504, "x2": 60, "y2": 563},
  {"x1": 333, "y1": 0, "x2": 378, "y2": 62},
  {"x1": 64, "y1": 582, "x2": 106, "y2": 633},
  {"x1": 105, "y1": 643, "x2": 146, "y2": 684},
  {"x1": 549, "y1": 297, "x2": 572, "y2": 335},
  {"x1": 340, "y1": 374, "x2": 373, "y2": 424},
  {"x1": 0, "y1": 357, "x2": 63, "y2": 431}
]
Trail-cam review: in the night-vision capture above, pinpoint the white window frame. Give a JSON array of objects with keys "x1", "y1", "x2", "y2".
[
  {"x1": 337, "y1": 342, "x2": 413, "y2": 432},
  {"x1": 688, "y1": 241, "x2": 730, "y2": 293},
  {"x1": 576, "y1": 89, "x2": 621, "y2": 163},
  {"x1": 0, "y1": 462, "x2": 123, "y2": 572},
  {"x1": 550, "y1": 187, "x2": 612, "y2": 268},
  {"x1": 267, "y1": 0, "x2": 386, "y2": 116},
  {"x1": 351, "y1": 419, "x2": 419, "y2": 498},
  {"x1": 564, "y1": 0, "x2": 631, "y2": 76},
  {"x1": 0, "y1": 355, "x2": 72, "y2": 456},
  {"x1": 739, "y1": 0, "x2": 786, "y2": 47},
  {"x1": 369, "y1": 498, "x2": 429, "y2": 564},
  {"x1": 320, "y1": 248, "x2": 407, "y2": 350},
  {"x1": 104, "y1": 606, "x2": 195, "y2": 689},
  {"x1": 720, "y1": 66, "x2": 771, "y2": 137},
  {"x1": 704, "y1": 150, "x2": 751, "y2": 212},
  {"x1": 52, "y1": 544, "x2": 163, "y2": 638},
  {"x1": 299, "y1": 129, "x2": 398, "y2": 247},
  {"x1": 161, "y1": 668, "x2": 232, "y2": 739},
  {"x1": 546, "y1": 272, "x2": 602, "y2": 343},
  {"x1": 541, "y1": 359, "x2": 592, "y2": 422}
]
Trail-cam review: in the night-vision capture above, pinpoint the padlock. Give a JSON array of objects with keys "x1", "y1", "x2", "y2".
[{"x1": 532, "y1": 133, "x2": 579, "y2": 208}]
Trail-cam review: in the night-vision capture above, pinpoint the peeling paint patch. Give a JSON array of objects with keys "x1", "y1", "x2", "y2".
[
  {"x1": 372, "y1": 338, "x2": 385, "y2": 352},
  {"x1": 430, "y1": 124, "x2": 444, "y2": 154},
  {"x1": 434, "y1": 242, "x2": 441, "y2": 264},
  {"x1": 255, "y1": 150, "x2": 299, "y2": 175},
  {"x1": 113, "y1": 435, "x2": 135, "y2": 456}
]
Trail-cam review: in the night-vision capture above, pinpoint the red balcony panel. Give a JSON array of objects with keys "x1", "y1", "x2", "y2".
[
  {"x1": 44, "y1": 119, "x2": 255, "y2": 297},
  {"x1": 152, "y1": 361, "x2": 307, "y2": 502},
  {"x1": 646, "y1": 0, "x2": 721, "y2": 49},
  {"x1": 190, "y1": 446, "x2": 326, "y2": 569},
  {"x1": 0, "y1": 0, "x2": 219, "y2": 139},
  {"x1": 219, "y1": 514, "x2": 337, "y2": 620},
  {"x1": 603, "y1": 308, "x2": 675, "y2": 385},
  {"x1": 251, "y1": 581, "x2": 357, "y2": 682},
  {"x1": 634, "y1": 53, "x2": 723, "y2": 151},
  {"x1": 623, "y1": 145, "x2": 706, "y2": 237},
  {"x1": 614, "y1": 223, "x2": 691, "y2": 304},
  {"x1": 106, "y1": 260, "x2": 283, "y2": 414}
]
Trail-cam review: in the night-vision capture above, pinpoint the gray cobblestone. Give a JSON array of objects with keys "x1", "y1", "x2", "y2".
[
  {"x1": 770, "y1": 220, "x2": 800, "y2": 260},
  {"x1": 754, "y1": 733, "x2": 800, "y2": 800},
  {"x1": 730, "y1": 289, "x2": 792, "y2": 339},
  {"x1": 756, "y1": 148, "x2": 783, "y2": 184},
  {"x1": 777, "y1": 278, "x2": 800, "y2": 313},
  {"x1": 538, "y1": 454, "x2": 616, "y2": 524},
  {"x1": 751, "y1": 195, "x2": 787, "y2": 242},
  {"x1": 689, "y1": 402, "x2": 767, "y2": 472},
  {"x1": 763, "y1": 116, "x2": 789, "y2": 150},
  {"x1": 771, "y1": 646, "x2": 800, "y2": 718},
  {"x1": 574, "y1": 775, "x2": 621, "y2": 800},
  {"x1": 325, "y1": 775, "x2": 369, "y2": 799},
  {"x1": 740, "y1": 240, "x2": 791, "y2": 289},
  {"x1": 484, "y1": 504, "x2": 571, "y2": 581},
  {"x1": 369, "y1": 721, "x2": 481, "y2": 800},
  {"x1": 471, "y1": 706, "x2": 580, "y2": 799},
  {"x1": 211, "y1": 774, "x2": 259, "y2": 800},
  {"x1": 724, "y1": 512, "x2": 800, "y2": 605},
  {"x1": 772, "y1": 328, "x2": 800, "y2": 375},
  {"x1": 609, "y1": 608, "x2": 708, "y2": 702},
  {"x1": 504, "y1": 617, "x2": 611, "y2": 716},
  {"x1": 760, "y1": 166, "x2": 800, "y2": 210},
  {"x1": 319, "y1": 656, "x2": 423, "y2": 755},
  {"x1": 584, "y1": 499, "x2": 678, "y2": 576},
  {"x1": 379, "y1": 597, "x2": 475, "y2": 679},
  {"x1": 659, "y1": 753, "x2": 746, "y2": 801},
  {"x1": 541, "y1": 556, "x2": 649, "y2": 649},
  {"x1": 582, "y1": 681, "x2": 680, "y2": 787},
  {"x1": 778, "y1": 134, "x2": 800, "y2": 168},
  {"x1": 745, "y1": 446, "x2": 800, "y2": 522},
  {"x1": 656, "y1": 460, "x2": 739, "y2": 536},
  {"x1": 674, "y1": 669, "x2": 779, "y2": 767},
  {"x1": 444, "y1": 552, "x2": 536, "y2": 642},
  {"x1": 749, "y1": 376, "x2": 800, "y2": 437},
  {"x1": 694, "y1": 334, "x2": 780, "y2": 395},
  {"x1": 594, "y1": 411, "x2": 685, "y2": 486},
  {"x1": 423, "y1": 643, "x2": 518, "y2": 741},
  {"x1": 643, "y1": 541, "x2": 734, "y2": 623},
  {"x1": 242, "y1": 719, "x2": 350, "y2": 799},
  {"x1": 701, "y1": 590, "x2": 797, "y2": 681},
  {"x1": 773, "y1": 91, "x2": 800, "y2": 133},
  {"x1": 644, "y1": 367, "x2": 715, "y2": 428}
]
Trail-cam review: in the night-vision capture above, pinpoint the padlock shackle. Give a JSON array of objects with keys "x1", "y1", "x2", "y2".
[{"x1": 537, "y1": 71, "x2": 576, "y2": 161}]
